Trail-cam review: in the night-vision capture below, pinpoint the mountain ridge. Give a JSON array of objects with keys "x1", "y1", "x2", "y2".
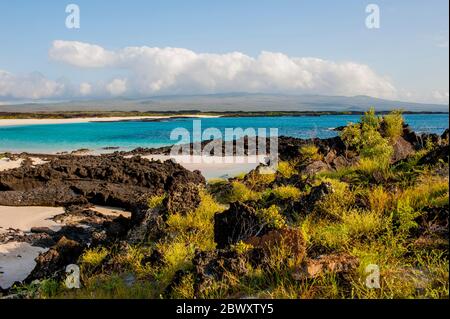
[{"x1": 0, "y1": 93, "x2": 448, "y2": 113}]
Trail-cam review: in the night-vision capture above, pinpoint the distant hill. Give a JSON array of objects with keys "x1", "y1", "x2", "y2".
[{"x1": 0, "y1": 93, "x2": 448, "y2": 113}]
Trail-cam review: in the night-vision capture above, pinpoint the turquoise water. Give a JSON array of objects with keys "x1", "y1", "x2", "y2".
[{"x1": 0, "y1": 114, "x2": 448, "y2": 153}]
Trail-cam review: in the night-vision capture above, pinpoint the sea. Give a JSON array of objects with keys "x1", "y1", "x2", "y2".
[{"x1": 0, "y1": 114, "x2": 448, "y2": 153}]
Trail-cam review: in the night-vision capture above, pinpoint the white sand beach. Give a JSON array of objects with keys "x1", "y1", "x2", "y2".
[
  {"x1": 0, "y1": 158, "x2": 23, "y2": 172},
  {"x1": 0, "y1": 242, "x2": 48, "y2": 289},
  {"x1": 0, "y1": 157, "x2": 49, "y2": 172},
  {"x1": 0, "y1": 205, "x2": 132, "y2": 290},
  {"x1": 0, "y1": 206, "x2": 65, "y2": 233},
  {"x1": 0, "y1": 114, "x2": 219, "y2": 127}
]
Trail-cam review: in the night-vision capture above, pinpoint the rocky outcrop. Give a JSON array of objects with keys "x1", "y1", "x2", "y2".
[
  {"x1": 302, "y1": 160, "x2": 329, "y2": 175},
  {"x1": 162, "y1": 171, "x2": 203, "y2": 216},
  {"x1": 191, "y1": 249, "x2": 251, "y2": 296},
  {"x1": 0, "y1": 154, "x2": 205, "y2": 214},
  {"x1": 25, "y1": 237, "x2": 84, "y2": 283},
  {"x1": 418, "y1": 145, "x2": 449, "y2": 166},
  {"x1": 0, "y1": 154, "x2": 206, "y2": 290}
]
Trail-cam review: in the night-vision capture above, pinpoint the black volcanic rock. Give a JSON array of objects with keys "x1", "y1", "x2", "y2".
[
  {"x1": 0, "y1": 154, "x2": 205, "y2": 215},
  {"x1": 214, "y1": 202, "x2": 269, "y2": 249},
  {"x1": 25, "y1": 237, "x2": 84, "y2": 283}
]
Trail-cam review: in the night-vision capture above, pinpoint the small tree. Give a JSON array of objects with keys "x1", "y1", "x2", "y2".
[
  {"x1": 341, "y1": 122, "x2": 362, "y2": 152},
  {"x1": 340, "y1": 107, "x2": 393, "y2": 170},
  {"x1": 383, "y1": 110, "x2": 404, "y2": 142},
  {"x1": 361, "y1": 107, "x2": 381, "y2": 131}
]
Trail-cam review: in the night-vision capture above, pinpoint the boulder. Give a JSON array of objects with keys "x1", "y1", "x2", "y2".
[
  {"x1": 214, "y1": 202, "x2": 268, "y2": 249},
  {"x1": 245, "y1": 227, "x2": 306, "y2": 263},
  {"x1": 392, "y1": 137, "x2": 415, "y2": 162},
  {"x1": 25, "y1": 237, "x2": 84, "y2": 282},
  {"x1": 191, "y1": 249, "x2": 251, "y2": 297},
  {"x1": 441, "y1": 129, "x2": 449, "y2": 143},
  {"x1": 302, "y1": 160, "x2": 329, "y2": 175},
  {"x1": 163, "y1": 170, "x2": 204, "y2": 215}
]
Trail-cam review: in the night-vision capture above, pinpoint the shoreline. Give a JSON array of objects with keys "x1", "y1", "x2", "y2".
[{"x1": 0, "y1": 114, "x2": 220, "y2": 127}]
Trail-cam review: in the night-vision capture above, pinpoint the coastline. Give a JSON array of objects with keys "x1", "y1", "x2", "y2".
[
  {"x1": 0, "y1": 114, "x2": 220, "y2": 127},
  {"x1": 0, "y1": 113, "x2": 448, "y2": 297}
]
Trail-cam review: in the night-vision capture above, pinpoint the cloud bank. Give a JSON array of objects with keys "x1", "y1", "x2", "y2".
[
  {"x1": 0, "y1": 70, "x2": 64, "y2": 99},
  {"x1": 48, "y1": 40, "x2": 398, "y2": 99},
  {"x1": 0, "y1": 40, "x2": 447, "y2": 105}
]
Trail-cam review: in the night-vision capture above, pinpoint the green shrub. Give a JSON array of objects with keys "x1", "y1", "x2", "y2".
[
  {"x1": 341, "y1": 108, "x2": 393, "y2": 170},
  {"x1": 342, "y1": 210, "x2": 386, "y2": 239},
  {"x1": 368, "y1": 186, "x2": 392, "y2": 215},
  {"x1": 232, "y1": 241, "x2": 255, "y2": 254},
  {"x1": 359, "y1": 127, "x2": 393, "y2": 166},
  {"x1": 228, "y1": 181, "x2": 261, "y2": 202},
  {"x1": 299, "y1": 144, "x2": 322, "y2": 161},
  {"x1": 361, "y1": 107, "x2": 381, "y2": 131},
  {"x1": 277, "y1": 161, "x2": 297, "y2": 178},
  {"x1": 257, "y1": 205, "x2": 286, "y2": 229},
  {"x1": 383, "y1": 110, "x2": 404, "y2": 141},
  {"x1": 392, "y1": 197, "x2": 420, "y2": 237},
  {"x1": 148, "y1": 193, "x2": 166, "y2": 209},
  {"x1": 270, "y1": 185, "x2": 301, "y2": 200},
  {"x1": 166, "y1": 190, "x2": 224, "y2": 251},
  {"x1": 341, "y1": 123, "x2": 362, "y2": 151},
  {"x1": 81, "y1": 247, "x2": 109, "y2": 267}
]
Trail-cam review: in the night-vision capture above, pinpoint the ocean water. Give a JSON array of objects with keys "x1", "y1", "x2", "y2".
[{"x1": 0, "y1": 114, "x2": 448, "y2": 153}]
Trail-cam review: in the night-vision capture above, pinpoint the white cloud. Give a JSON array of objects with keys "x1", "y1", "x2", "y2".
[
  {"x1": 432, "y1": 90, "x2": 449, "y2": 104},
  {"x1": 106, "y1": 78, "x2": 127, "y2": 96},
  {"x1": 79, "y1": 82, "x2": 92, "y2": 96},
  {"x1": 0, "y1": 41, "x2": 446, "y2": 105},
  {"x1": 48, "y1": 41, "x2": 398, "y2": 99},
  {"x1": 49, "y1": 40, "x2": 116, "y2": 68},
  {"x1": 0, "y1": 70, "x2": 64, "y2": 99}
]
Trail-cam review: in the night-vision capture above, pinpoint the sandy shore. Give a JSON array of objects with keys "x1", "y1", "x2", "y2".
[
  {"x1": 0, "y1": 115, "x2": 219, "y2": 127},
  {"x1": 0, "y1": 242, "x2": 48, "y2": 289},
  {"x1": 0, "y1": 157, "x2": 48, "y2": 172},
  {"x1": 0, "y1": 205, "x2": 132, "y2": 290},
  {"x1": 0, "y1": 206, "x2": 65, "y2": 233},
  {"x1": 141, "y1": 154, "x2": 268, "y2": 180},
  {"x1": 0, "y1": 206, "x2": 64, "y2": 289}
]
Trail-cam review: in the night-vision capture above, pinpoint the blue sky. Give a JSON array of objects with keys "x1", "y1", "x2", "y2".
[{"x1": 0, "y1": 0, "x2": 448, "y2": 104}]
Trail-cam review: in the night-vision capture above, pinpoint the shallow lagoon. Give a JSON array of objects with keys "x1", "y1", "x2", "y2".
[{"x1": 0, "y1": 114, "x2": 448, "y2": 153}]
